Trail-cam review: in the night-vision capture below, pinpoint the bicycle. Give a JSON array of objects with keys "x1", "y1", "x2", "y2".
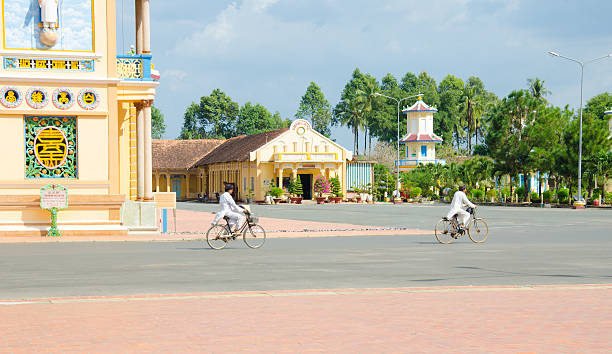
[
  {"x1": 206, "y1": 209, "x2": 266, "y2": 250},
  {"x1": 435, "y1": 207, "x2": 489, "y2": 244}
]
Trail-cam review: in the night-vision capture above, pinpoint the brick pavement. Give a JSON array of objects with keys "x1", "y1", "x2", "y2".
[
  {"x1": 0, "y1": 209, "x2": 430, "y2": 242},
  {"x1": 1, "y1": 285, "x2": 610, "y2": 353}
]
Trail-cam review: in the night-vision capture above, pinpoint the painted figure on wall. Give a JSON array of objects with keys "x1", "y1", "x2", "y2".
[{"x1": 38, "y1": 0, "x2": 59, "y2": 47}]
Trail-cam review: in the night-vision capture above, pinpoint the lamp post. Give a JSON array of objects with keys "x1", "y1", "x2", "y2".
[
  {"x1": 374, "y1": 92, "x2": 423, "y2": 197},
  {"x1": 548, "y1": 51, "x2": 612, "y2": 207}
]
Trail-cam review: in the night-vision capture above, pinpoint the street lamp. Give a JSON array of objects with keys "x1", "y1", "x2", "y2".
[
  {"x1": 374, "y1": 92, "x2": 423, "y2": 197},
  {"x1": 548, "y1": 51, "x2": 612, "y2": 207}
]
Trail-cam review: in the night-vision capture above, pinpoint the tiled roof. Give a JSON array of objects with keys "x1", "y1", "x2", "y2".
[
  {"x1": 195, "y1": 129, "x2": 289, "y2": 166},
  {"x1": 402, "y1": 97, "x2": 438, "y2": 113},
  {"x1": 153, "y1": 139, "x2": 225, "y2": 170},
  {"x1": 399, "y1": 133, "x2": 443, "y2": 143}
]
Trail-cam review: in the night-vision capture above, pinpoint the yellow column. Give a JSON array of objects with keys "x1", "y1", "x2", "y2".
[
  {"x1": 278, "y1": 167, "x2": 283, "y2": 188},
  {"x1": 185, "y1": 173, "x2": 190, "y2": 199},
  {"x1": 143, "y1": 100, "x2": 153, "y2": 200},
  {"x1": 142, "y1": 0, "x2": 151, "y2": 54},
  {"x1": 155, "y1": 171, "x2": 159, "y2": 192},
  {"x1": 166, "y1": 172, "x2": 170, "y2": 193},
  {"x1": 135, "y1": 0, "x2": 143, "y2": 54},
  {"x1": 135, "y1": 102, "x2": 145, "y2": 200}
]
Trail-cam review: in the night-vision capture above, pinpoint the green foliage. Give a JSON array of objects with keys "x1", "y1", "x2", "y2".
[
  {"x1": 290, "y1": 176, "x2": 303, "y2": 196},
  {"x1": 409, "y1": 187, "x2": 422, "y2": 198},
  {"x1": 313, "y1": 175, "x2": 330, "y2": 195},
  {"x1": 605, "y1": 192, "x2": 612, "y2": 205},
  {"x1": 557, "y1": 188, "x2": 570, "y2": 204},
  {"x1": 151, "y1": 106, "x2": 166, "y2": 139},
  {"x1": 542, "y1": 190, "x2": 553, "y2": 203},
  {"x1": 236, "y1": 102, "x2": 289, "y2": 136},
  {"x1": 270, "y1": 187, "x2": 284, "y2": 198},
  {"x1": 530, "y1": 192, "x2": 540, "y2": 203},
  {"x1": 501, "y1": 187, "x2": 511, "y2": 200},
  {"x1": 584, "y1": 93, "x2": 612, "y2": 120},
  {"x1": 472, "y1": 144, "x2": 489, "y2": 156},
  {"x1": 515, "y1": 186, "x2": 525, "y2": 201},
  {"x1": 296, "y1": 82, "x2": 332, "y2": 137},
  {"x1": 330, "y1": 177, "x2": 341, "y2": 196},
  {"x1": 471, "y1": 189, "x2": 484, "y2": 201},
  {"x1": 592, "y1": 188, "x2": 601, "y2": 199},
  {"x1": 486, "y1": 189, "x2": 497, "y2": 201}
]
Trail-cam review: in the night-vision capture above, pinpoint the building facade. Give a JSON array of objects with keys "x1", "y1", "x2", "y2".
[
  {"x1": 396, "y1": 97, "x2": 445, "y2": 172},
  {"x1": 0, "y1": 0, "x2": 158, "y2": 236},
  {"x1": 152, "y1": 120, "x2": 366, "y2": 202}
]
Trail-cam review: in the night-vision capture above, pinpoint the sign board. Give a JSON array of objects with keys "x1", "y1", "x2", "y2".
[
  {"x1": 40, "y1": 184, "x2": 68, "y2": 210},
  {"x1": 154, "y1": 192, "x2": 176, "y2": 209}
]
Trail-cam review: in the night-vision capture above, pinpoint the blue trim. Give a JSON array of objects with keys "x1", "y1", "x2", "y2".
[{"x1": 117, "y1": 54, "x2": 154, "y2": 81}]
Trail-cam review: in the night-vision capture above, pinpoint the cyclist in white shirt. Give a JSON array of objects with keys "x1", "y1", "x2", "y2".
[
  {"x1": 212, "y1": 185, "x2": 245, "y2": 236},
  {"x1": 447, "y1": 186, "x2": 476, "y2": 231}
]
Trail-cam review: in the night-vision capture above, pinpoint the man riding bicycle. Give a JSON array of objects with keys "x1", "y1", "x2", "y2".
[
  {"x1": 212, "y1": 185, "x2": 246, "y2": 237},
  {"x1": 447, "y1": 186, "x2": 476, "y2": 232}
]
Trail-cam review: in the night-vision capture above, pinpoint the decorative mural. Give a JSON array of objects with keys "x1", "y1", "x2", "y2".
[
  {"x1": 25, "y1": 116, "x2": 78, "y2": 179},
  {"x1": 2, "y1": 0, "x2": 94, "y2": 51}
]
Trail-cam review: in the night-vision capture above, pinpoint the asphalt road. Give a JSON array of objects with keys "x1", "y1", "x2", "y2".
[{"x1": 0, "y1": 204, "x2": 610, "y2": 300}]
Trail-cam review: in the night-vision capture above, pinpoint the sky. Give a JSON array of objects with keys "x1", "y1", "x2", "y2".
[{"x1": 116, "y1": 0, "x2": 612, "y2": 149}]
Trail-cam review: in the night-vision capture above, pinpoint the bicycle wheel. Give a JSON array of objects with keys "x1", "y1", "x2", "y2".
[
  {"x1": 243, "y1": 224, "x2": 266, "y2": 249},
  {"x1": 435, "y1": 219, "x2": 455, "y2": 244},
  {"x1": 206, "y1": 225, "x2": 229, "y2": 250},
  {"x1": 468, "y1": 218, "x2": 489, "y2": 243}
]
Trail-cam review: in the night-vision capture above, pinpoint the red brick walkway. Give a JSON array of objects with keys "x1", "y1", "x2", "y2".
[{"x1": 1, "y1": 285, "x2": 610, "y2": 353}]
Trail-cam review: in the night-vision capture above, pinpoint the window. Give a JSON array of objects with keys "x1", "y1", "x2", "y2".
[
  {"x1": 25, "y1": 116, "x2": 77, "y2": 179},
  {"x1": 421, "y1": 145, "x2": 427, "y2": 157}
]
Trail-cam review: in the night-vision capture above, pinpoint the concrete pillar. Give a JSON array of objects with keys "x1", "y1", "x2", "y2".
[
  {"x1": 143, "y1": 100, "x2": 153, "y2": 200},
  {"x1": 185, "y1": 173, "x2": 190, "y2": 199},
  {"x1": 135, "y1": 102, "x2": 145, "y2": 200},
  {"x1": 135, "y1": 0, "x2": 143, "y2": 54},
  {"x1": 155, "y1": 172, "x2": 159, "y2": 192},
  {"x1": 292, "y1": 168, "x2": 298, "y2": 179},
  {"x1": 278, "y1": 167, "x2": 283, "y2": 188},
  {"x1": 166, "y1": 172, "x2": 170, "y2": 194},
  {"x1": 142, "y1": 0, "x2": 151, "y2": 54}
]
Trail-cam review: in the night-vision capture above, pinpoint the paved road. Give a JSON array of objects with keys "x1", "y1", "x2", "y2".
[{"x1": 1, "y1": 204, "x2": 610, "y2": 300}]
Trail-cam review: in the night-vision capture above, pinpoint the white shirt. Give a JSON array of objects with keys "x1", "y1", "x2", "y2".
[
  {"x1": 40, "y1": 0, "x2": 59, "y2": 24},
  {"x1": 448, "y1": 191, "x2": 475, "y2": 217}
]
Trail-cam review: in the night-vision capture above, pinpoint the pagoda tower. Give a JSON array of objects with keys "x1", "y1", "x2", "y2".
[{"x1": 397, "y1": 96, "x2": 445, "y2": 171}]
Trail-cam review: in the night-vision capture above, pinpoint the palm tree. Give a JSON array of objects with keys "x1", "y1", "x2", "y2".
[
  {"x1": 460, "y1": 85, "x2": 484, "y2": 154},
  {"x1": 337, "y1": 97, "x2": 366, "y2": 155},
  {"x1": 527, "y1": 78, "x2": 550, "y2": 102},
  {"x1": 357, "y1": 77, "x2": 380, "y2": 156}
]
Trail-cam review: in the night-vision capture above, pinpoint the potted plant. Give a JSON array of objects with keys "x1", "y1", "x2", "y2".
[
  {"x1": 314, "y1": 175, "x2": 330, "y2": 204},
  {"x1": 486, "y1": 189, "x2": 497, "y2": 203},
  {"x1": 289, "y1": 176, "x2": 303, "y2": 204},
  {"x1": 330, "y1": 177, "x2": 342, "y2": 203},
  {"x1": 270, "y1": 187, "x2": 283, "y2": 204},
  {"x1": 353, "y1": 186, "x2": 362, "y2": 203},
  {"x1": 409, "y1": 187, "x2": 422, "y2": 202}
]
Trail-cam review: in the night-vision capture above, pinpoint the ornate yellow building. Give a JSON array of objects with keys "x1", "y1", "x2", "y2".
[{"x1": 0, "y1": 0, "x2": 158, "y2": 236}]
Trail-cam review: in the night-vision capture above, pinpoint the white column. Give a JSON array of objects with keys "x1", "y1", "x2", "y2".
[
  {"x1": 136, "y1": 102, "x2": 145, "y2": 200},
  {"x1": 142, "y1": 0, "x2": 151, "y2": 54},
  {"x1": 135, "y1": 0, "x2": 143, "y2": 54},
  {"x1": 143, "y1": 100, "x2": 153, "y2": 200}
]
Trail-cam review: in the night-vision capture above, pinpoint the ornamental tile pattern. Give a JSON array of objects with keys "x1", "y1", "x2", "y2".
[{"x1": 25, "y1": 116, "x2": 78, "y2": 179}]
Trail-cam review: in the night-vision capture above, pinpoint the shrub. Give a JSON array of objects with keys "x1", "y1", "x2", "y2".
[
  {"x1": 423, "y1": 188, "x2": 434, "y2": 199},
  {"x1": 313, "y1": 175, "x2": 330, "y2": 196},
  {"x1": 290, "y1": 176, "x2": 303, "y2": 196},
  {"x1": 486, "y1": 189, "x2": 497, "y2": 201},
  {"x1": 410, "y1": 187, "x2": 422, "y2": 198},
  {"x1": 270, "y1": 187, "x2": 283, "y2": 198},
  {"x1": 542, "y1": 190, "x2": 552, "y2": 203},
  {"x1": 471, "y1": 189, "x2": 484, "y2": 201},
  {"x1": 592, "y1": 188, "x2": 601, "y2": 199},
  {"x1": 501, "y1": 187, "x2": 511, "y2": 201},
  {"x1": 330, "y1": 177, "x2": 341, "y2": 197},
  {"x1": 605, "y1": 192, "x2": 612, "y2": 205},
  {"x1": 515, "y1": 186, "x2": 525, "y2": 201},
  {"x1": 530, "y1": 192, "x2": 540, "y2": 203},
  {"x1": 557, "y1": 188, "x2": 570, "y2": 204}
]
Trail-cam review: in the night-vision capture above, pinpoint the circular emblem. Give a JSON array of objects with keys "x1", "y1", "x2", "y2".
[
  {"x1": 34, "y1": 126, "x2": 68, "y2": 170},
  {"x1": 78, "y1": 89, "x2": 99, "y2": 110},
  {"x1": 0, "y1": 86, "x2": 22, "y2": 108},
  {"x1": 52, "y1": 88, "x2": 74, "y2": 110},
  {"x1": 26, "y1": 87, "x2": 49, "y2": 109},
  {"x1": 296, "y1": 126, "x2": 306, "y2": 135}
]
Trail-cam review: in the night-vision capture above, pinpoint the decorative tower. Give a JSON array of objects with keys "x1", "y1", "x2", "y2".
[{"x1": 397, "y1": 96, "x2": 445, "y2": 171}]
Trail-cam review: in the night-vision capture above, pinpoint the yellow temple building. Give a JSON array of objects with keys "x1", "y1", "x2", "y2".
[{"x1": 0, "y1": 0, "x2": 158, "y2": 236}]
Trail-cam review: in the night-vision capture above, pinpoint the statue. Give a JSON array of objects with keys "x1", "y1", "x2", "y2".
[{"x1": 38, "y1": 0, "x2": 59, "y2": 47}]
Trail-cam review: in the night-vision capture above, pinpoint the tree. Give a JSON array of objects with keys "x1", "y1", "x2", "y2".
[
  {"x1": 178, "y1": 89, "x2": 239, "y2": 139},
  {"x1": 237, "y1": 102, "x2": 290, "y2": 136},
  {"x1": 584, "y1": 93, "x2": 612, "y2": 120},
  {"x1": 336, "y1": 96, "x2": 366, "y2": 155},
  {"x1": 584, "y1": 152, "x2": 612, "y2": 202},
  {"x1": 357, "y1": 76, "x2": 381, "y2": 155},
  {"x1": 437, "y1": 74, "x2": 465, "y2": 148},
  {"x1": 527, "y1": 78, "x2": 550, "y2": 102},
  {"x1": 151, "y1": 106, "x2": 166, "y2": 139},
  {"x1": 296, "y1": 82, "x2": 332, "y2": 137}
]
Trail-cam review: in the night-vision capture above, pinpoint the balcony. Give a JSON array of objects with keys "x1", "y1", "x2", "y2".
[
  {"x1": 395, "y1": 159, "x2": 446, "y2": 170},
  {"x1": 116, "y1": 55, "x2": 158, "y2": 81},
  {"x1": 274, "y1": 152, "x2": 338, "y2": 162}
]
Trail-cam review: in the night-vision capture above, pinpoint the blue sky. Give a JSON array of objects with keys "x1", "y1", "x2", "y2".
[{"x1": 116, "y1": 0, "x2": 612, "y2": 148}]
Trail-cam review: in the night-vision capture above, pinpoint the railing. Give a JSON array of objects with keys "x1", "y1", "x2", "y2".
[
  {"x1": 274, "y1": 152, "x2": 338, "y2": 161},
  {"x1": 395, "y1": 159, "x2": 446, "y2": 167},
  {"x1": 116, "y1": 54, "x2": 153, "y2": 81}
]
